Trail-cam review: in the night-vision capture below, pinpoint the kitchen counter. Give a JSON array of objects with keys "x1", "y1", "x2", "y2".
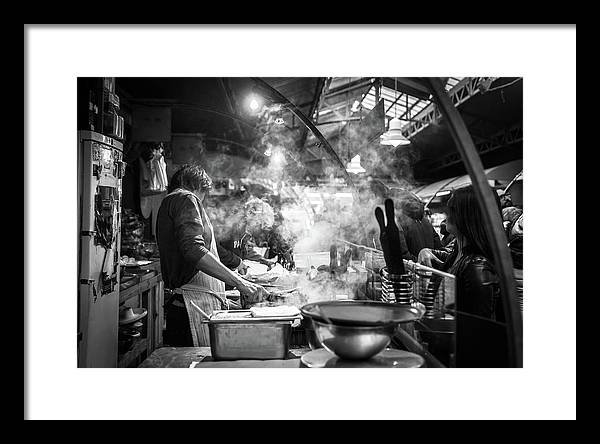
[
  {"x1": 138, "y1": 346, "x2": 312, "y2": 368},
  {"x1": 138, "y1": 345, "x2": 427, "y2": 368}
]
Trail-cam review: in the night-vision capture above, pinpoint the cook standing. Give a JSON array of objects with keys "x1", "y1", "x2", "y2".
[{"x1": 156, "y1": 163, "x2": 269, "y2": 346}]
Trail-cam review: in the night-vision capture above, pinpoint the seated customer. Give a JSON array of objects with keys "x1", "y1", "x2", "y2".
[
  {"x1": 218, "y1": 197, "x2": 278, "y2": 270},
  {"x1": 262, "y1": 211, "x2": 297, "y2": 270},
  {"x1": 417, "y1": 185, "x2": 509, "y2": 367}
]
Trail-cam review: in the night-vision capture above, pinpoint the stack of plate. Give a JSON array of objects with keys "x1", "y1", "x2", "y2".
[{"x1": 118, "y1": 307, "x2": 147, "y2": 353}]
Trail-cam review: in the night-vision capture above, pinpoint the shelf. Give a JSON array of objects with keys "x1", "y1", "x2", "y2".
[
  {"x1": 118, "y1": 337, "x2": 148, "y2": 368},
  {"x1": 120, "y1": 274, "x2": 162, "y2": 304}
]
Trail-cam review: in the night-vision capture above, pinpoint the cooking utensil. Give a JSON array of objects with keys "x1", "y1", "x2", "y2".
[
  {"x1": 301, "y1": 300, "x2": 424, "y2": 360},
  {"x1": 189, "y1": 300, "x2": 212, "y2": 321},
  {"x1": 312, "y1": 304, "x2": 333, "y2": 325},
  {"x1": 209, "y1": 321, "x2": 292, "y2": 360},
  {"x1": 374, "y1": 199, "x2": 406, "y2": 275},
  {"x1": 202, "y1": 309, "x2": 299, "y2": 360},
  {"x1": 266, "y1": 287, "x2": 300, "y2": 300},
  {"x1": 300, "y1": 300, "x2": 424, "y2": 327},
  {"x1": 310, "y1": 318, "x2": 398, "y2": 360}
]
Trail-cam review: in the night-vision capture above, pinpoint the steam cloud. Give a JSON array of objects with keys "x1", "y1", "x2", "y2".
[{"x1": 201, "y1": 101, "x2": 423, "y2": 267}]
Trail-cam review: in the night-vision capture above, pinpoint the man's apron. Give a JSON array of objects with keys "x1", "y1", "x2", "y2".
[{"x1": 176, "y1": 205, "x2": 228, "y2": 347}]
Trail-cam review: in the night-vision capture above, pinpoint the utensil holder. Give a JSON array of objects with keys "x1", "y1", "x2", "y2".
[
  {"x1": 414, "y1": 269, "x2": 437, "y2": 319},
  {"x1": 380, "y1": 267, "x2": 413, "y2": 306}
]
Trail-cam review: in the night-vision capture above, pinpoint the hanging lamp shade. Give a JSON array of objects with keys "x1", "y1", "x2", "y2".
[
  {"x1": 380, "y1": 118, "x2": 411, "y2": 147},
  {"x1": 346, "y1": 154, "x2": 366, "y2": 174}
]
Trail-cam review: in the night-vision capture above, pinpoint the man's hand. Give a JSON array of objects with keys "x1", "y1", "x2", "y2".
[
  {"x1": 236, "y1": 260, "x2": 249, "y2": 275},
  {"x1": 261, "y1": 257, "x2": 277, "y2": 271},
  {"x1": 418, "y1": 248, "x2": 443, "y2": 268},
  {"x1": 238, "y1": 280, "x2": 269, "y2": 303}
]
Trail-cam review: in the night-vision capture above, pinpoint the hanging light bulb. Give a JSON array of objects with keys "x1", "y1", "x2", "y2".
[
  {"x1": 380, "y1": 118, "x2": 411, "y2": 147},
  {"x1": 380, "y1": 77, "x2": 411, "y2": 147},
  {"x1": 346, "y1": 154, "x2": 366, "y2": 174}
]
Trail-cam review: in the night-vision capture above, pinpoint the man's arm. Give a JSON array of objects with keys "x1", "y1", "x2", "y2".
[
  {"x1": 242, "y1": 234, "x2": 276, "y2": 268},
  {"x1": 172, "y1": 195, "x2": 211, "y2": 265},
  {"x1": 172, "y1": 195, "x2": 266, "y2": 300},
  {"x1": 217, "y1": 242, "x2": 242, "y2": 269}
]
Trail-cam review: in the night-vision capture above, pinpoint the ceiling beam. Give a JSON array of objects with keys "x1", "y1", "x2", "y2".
[
  {"x1": 299, "y1": 78, "x2": 326, "y2": 149},
  {"x1": 381, "y1": 77, "x2": 432, "y2": 101},
  {"x1": 322, "y1": 77, "x2": 373, "y2": 100},
  {"x1": 218, "y1": 78, "x2": 247, "y2": 141},
  {"x1": 398, "y1": 98, "x2": 423, "y2": 120},
  {"x1": 427, "y1": 122, "x2": 523, "y2": 172},
  {"x1": 403, "y1": 77, "x2": 492, "y2": 138},
  {"x1": 250, "y1": 77, "x2": 356, "y2": 189}
]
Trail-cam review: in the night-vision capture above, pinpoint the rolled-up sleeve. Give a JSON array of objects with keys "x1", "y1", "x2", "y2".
[
  {"x1": 172, "y1": 195, "x2": 210, "y2": 266},
  {"x1": 217, "y1": 242, "x2": 242, "y2": 269}
]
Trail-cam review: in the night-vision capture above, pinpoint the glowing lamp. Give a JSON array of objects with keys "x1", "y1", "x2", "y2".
[{"x1": 380, "y1": 118, "x2": 411, "y2": 147}]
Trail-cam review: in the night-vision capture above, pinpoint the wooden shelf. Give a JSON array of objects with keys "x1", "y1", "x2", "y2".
[
  {"x1": 118, "y1": 337, "x2": 148, "y2": 368},
  {"x1": 117, "y1": 260, "x2": 164, "y2": 367},
  {"x1": 120, "y1": 274, "x2": 162, "y2": 303}
]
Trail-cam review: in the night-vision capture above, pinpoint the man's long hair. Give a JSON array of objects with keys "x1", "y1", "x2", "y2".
[{"x1": 168, "y1": 163, "x2": 213, "y2": 193}]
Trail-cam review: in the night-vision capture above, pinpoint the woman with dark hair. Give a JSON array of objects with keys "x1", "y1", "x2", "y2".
[
  {"x1": 156, "y1": 163, "x2": 269, "y2": 346},
  {"x1": 417, "y1": 185, "x2": 508, "y2": 367}
]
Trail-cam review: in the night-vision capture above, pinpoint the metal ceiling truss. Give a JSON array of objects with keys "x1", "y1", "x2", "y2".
[
  {"x1": 428, "y1": 122, "x2": 523, "y2": 172},
  {"x1": 380, "y1": 77, "x2": 432, "y2": 101},
  {"x1": 322, "y1": 77, "x2": 373, "y2": 101},
  {"x1": 403, "y1": 77, "x2": 497, "y2": 138},
  {"x1": 298, "y1": 78, "x2": 328, "y2": 153}
]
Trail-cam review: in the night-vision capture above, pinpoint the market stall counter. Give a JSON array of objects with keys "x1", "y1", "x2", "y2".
[
  {"x1": 139, "y1": 346, "x2": 310, "y2": 368},
  {"x1": 138, "y1": 346, "x2": 425, "y2": 368}
]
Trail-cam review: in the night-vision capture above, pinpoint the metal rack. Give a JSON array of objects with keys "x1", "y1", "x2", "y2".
[
  {"x1": 364, "y1": 249, "x2": 455, "y2": 319},
  {"x1": 398, "y1": 260, "x2": 455, "y2": 319}
]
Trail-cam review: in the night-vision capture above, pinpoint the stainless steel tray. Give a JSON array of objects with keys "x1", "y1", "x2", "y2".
[
  {"x1": 206, "y1": 309, "x2": 301, "y2": 323},
  {"x1": 208, "y1": 319, "x2": 292, "y2": 360}
]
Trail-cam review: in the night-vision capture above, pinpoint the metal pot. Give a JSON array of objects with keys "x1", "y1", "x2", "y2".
[
  {"x1": 302, "y1": 317, "x2": 321, "y2": 350},
  {"x1": 311, "y1": 318, "x2": 397, "y2": 360}
]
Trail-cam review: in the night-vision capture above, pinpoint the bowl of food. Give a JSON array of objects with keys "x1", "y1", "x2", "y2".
[{"x1": 300, "y1": 300, "x2": 424, "y2": 360}]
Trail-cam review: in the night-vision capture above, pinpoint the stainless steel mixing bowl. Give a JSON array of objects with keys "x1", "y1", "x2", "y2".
[{"x1": 311, "y1": 318, "x2": 398, "y2": 360}]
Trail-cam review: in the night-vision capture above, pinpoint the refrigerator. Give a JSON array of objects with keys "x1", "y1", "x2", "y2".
[{"x1": 77, "y1": 130, "x2": 124, "y2": 367}]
